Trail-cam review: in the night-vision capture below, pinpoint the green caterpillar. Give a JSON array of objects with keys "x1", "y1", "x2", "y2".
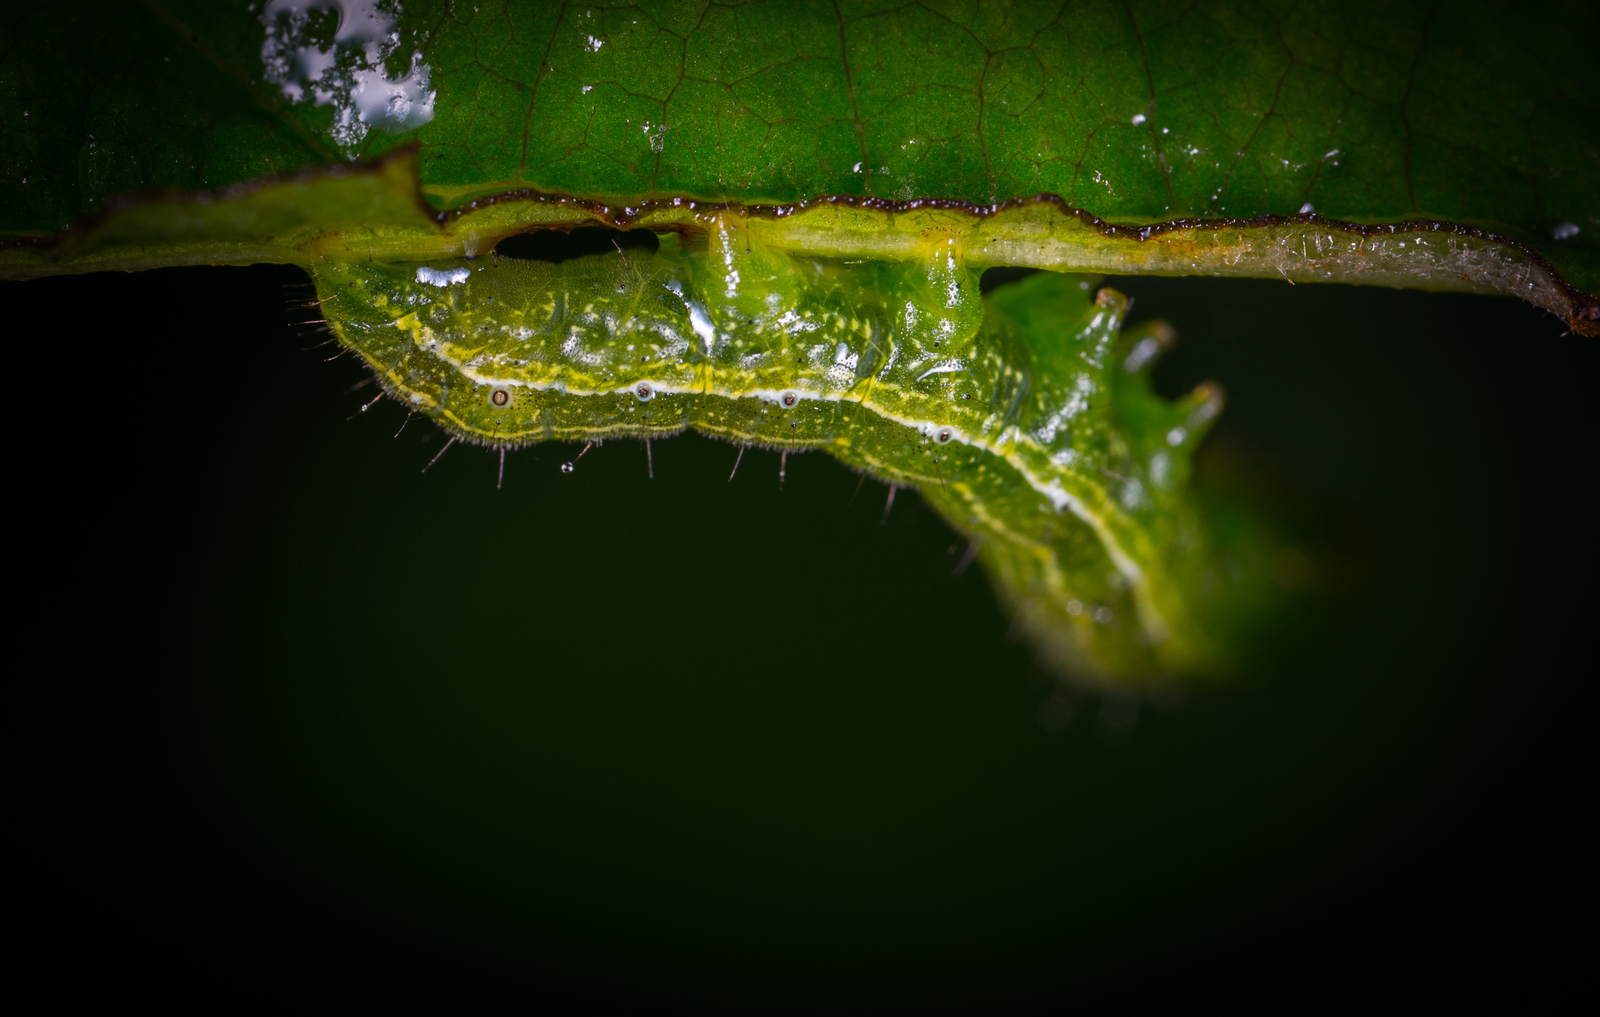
[{"x1": 314, "y1": 220, "x2": 1288, "y2": 684}]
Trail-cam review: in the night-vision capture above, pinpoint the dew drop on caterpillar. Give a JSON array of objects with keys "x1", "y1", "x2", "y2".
[{"x1": 311, "y1": 222, "x2": 1300, "y2": 686}]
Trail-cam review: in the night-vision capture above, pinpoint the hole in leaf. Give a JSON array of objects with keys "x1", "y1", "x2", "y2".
[{"x1": 494, "y1": 227, "x2": 660, "y2": 263}]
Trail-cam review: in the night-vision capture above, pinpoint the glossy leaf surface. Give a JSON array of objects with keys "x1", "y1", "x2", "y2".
[{"x1": 3, "y1": 0, "x2": 1596, "y2": 322}]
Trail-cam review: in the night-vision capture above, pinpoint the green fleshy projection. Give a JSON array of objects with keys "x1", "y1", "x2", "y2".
[{"x1": 314, "y1": 227, "x2": 1291, "y2": 684}]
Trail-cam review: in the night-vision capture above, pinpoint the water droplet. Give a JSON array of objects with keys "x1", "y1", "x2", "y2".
[{"x1": 561, "y1": 462, "x2": 575, "y2": 474}]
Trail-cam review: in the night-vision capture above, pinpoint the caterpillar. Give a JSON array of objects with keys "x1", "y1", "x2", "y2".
[{"x1": 313, "y1": 220, "x2": 1293, "y2": 685}]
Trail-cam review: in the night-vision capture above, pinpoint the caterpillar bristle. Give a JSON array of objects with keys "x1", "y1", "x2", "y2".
[{"x1": 421, "y1": 435, "x2": 457, "y2": 473}]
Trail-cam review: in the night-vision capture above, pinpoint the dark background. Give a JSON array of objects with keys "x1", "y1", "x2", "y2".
[{"x1": 22, "y1": 260, "x2": 1588, "y2": 1008}]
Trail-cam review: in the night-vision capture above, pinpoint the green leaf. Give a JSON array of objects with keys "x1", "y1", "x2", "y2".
[{"x1": 3, "y1": 0, "x2": 1596, "y2": 329}]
